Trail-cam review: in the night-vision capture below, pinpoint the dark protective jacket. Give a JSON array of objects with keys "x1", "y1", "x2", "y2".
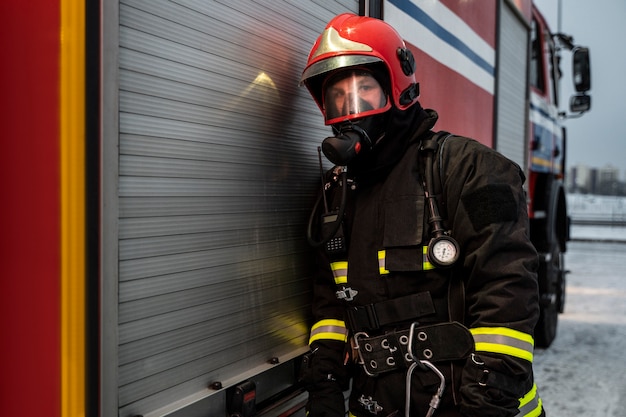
[{"x1": 303, "y1": 108, "x2": 545, "y2": 417}]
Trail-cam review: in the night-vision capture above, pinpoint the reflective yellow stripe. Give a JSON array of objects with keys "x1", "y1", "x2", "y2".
[
  {"x1": 330, "y1": 261, "x2": 348, "y2": 284},
  {"x1": 378, "y1": 250, "x2": 389, "y2": 274},
  {"x1": 518, "y1": 383, "x2": 543, "y2": 417},
  {"x1": 309, "y1": 319, "x2": 349, "y2": 344},
  {"x1": 471, "y1": 327, "x2": 534, "y2": 362},
  {"x1": 61, "y1": 1, "x2": 86, "y2": 416},
  {"x1": 380, "y1": 247, "x2": 435, "y2": 272},
  {"x1": 423, "y1": 245, "x2": 434, "y2": 270}
]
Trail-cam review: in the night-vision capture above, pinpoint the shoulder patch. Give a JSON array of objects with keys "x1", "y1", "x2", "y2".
[{"x1": 461, "y1": 184, "x2": 518, "y2": 231}]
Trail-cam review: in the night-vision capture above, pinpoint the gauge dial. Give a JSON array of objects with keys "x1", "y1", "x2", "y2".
[{"x1": 428, "y1": 236, "x2": 460, "y2": 268}]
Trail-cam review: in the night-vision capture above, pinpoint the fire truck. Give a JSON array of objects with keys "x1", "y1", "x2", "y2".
[
  {"x1": 3, "y1": 0, "x2": 590, "y2": 416},
  {"x1": 380, "y1": 0, "x2": 591, "y2": 349}
]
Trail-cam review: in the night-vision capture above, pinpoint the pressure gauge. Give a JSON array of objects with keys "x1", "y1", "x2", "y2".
[{"x1": 427, "y1": 235, "x2": 460, "y2": 268}]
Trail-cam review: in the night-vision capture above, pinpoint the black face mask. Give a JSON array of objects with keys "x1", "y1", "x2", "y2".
[{"x1": 321, "y1": 114, "x2": 386, "y2": 166}]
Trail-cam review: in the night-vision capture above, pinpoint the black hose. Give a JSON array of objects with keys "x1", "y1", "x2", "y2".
[{"x1": 423, "y1": 141, "x2": 445, "y2": 238}]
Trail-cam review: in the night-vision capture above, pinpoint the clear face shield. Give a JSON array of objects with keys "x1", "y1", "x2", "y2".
[
  {"x1": 319, "y1": 70, "x2": 389, "y2": 166},
  {"x1": 323, "y1": 70, "x2": 388, "y2": 124}
]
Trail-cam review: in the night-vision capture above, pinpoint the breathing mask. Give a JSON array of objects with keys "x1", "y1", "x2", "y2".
[
  {"x1": 320, "y1": 70, "x2": 388, "y2": 166},
  {"x1": 322, "y1": 116, "x2": 388, "y2": 166}
]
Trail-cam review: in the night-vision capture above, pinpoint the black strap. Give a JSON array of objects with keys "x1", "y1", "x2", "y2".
[
  {"x1": 426, "y1": 130, "x2": 451, "y2": 209},
  {"x1": 345, "y1": 292, "x2": 438, "y2": 332},
  {"x1": 354, "y1": 322, "x2": 474, "y2": 376}
]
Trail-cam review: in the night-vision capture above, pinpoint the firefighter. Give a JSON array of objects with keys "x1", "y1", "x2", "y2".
[{"x1": 299, "y1": 13, "x2": 546, "y2": 417}]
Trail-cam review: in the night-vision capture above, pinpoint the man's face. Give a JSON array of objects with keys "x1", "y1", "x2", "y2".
[{"x1": 323, "y1": 71, "x2": 387, "y2": 123}]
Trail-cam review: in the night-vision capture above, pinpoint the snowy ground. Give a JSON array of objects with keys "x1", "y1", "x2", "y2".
[
  {"x1": 567, "y1": 193, "x2": 626, "y2": 221},
  {"x1": 533, "y1": 226, "x2": 626, "y2": 417},
  {"x1": 569, "y1": 224, "x2": 626, "y2": 242}
]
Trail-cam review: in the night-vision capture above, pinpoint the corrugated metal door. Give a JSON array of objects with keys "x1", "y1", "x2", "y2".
[
  {"x1": 495, "y1": 1, "x2": 529, "y2": 168},
  {"x1": 115, "y1": 1, "x2": 358, "y2": 415}
]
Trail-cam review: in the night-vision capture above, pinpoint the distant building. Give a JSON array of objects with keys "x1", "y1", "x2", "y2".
[
  {"x1": 569, "y1": 164, "x2": 594, "y2": 193},
  {"x1": 598, "y1": 165, "x2": 621, "y2": 195},
  {"x1": 568, "y1": 163, "x2": 625, "y2": 196}
]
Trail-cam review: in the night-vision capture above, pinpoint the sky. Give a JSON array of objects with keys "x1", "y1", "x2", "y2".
[{"x1": 533, "y1": 0, "x2": 626, "y2": 178}]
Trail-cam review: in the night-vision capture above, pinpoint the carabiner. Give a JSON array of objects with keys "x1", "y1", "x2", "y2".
[{"x1": 405, "y1": 323, "x2": 446, "y2": 417}]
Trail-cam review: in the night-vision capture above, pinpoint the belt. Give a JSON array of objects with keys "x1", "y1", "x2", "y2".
[
  {"x1": 345, "y1": 292, "x2": 442, "y2": 332},
  {"x1": 352, "y1": 321, "x2": 474, "y2": 376}
]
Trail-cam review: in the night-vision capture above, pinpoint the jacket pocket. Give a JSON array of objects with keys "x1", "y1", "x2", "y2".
[{"x1": 382, "y1": 195, "x2": 426, "y2": 271}]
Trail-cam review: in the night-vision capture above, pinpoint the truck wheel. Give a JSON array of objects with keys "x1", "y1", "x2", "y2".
[
  {"x1": 556, "y1": 258, "x2": 566, "y2": 314},
  {"x1": 534, "y1": 246, "x2": 561, "y2": 348},
  {"x1": 535, "y1": 295, "x2": 558, "y2": 348}
]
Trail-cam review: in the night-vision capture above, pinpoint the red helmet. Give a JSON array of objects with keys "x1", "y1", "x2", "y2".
[{"x1": 301, "y1": 13, "x2": 419, "y2": 125}]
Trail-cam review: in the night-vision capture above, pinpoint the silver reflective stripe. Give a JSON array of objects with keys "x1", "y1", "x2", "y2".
[
  {"x1": 330, "y1": 261, "x2": 348, "y2": 284},
  {"x1": 470, "y1": 327, "x2": 534, "y2": 362},
  {"x1": 309, "y1": 319, "x2": 349, "y2": 344},
  {"x1": 518, "y1": 384, "x2": 542, "y2": 417},
  {"x1": 378, "y1": 250, "x2": 389, "y2": 275},
  {"x1": 472, "y1": 333, "x2": 533, "y2": 353}
]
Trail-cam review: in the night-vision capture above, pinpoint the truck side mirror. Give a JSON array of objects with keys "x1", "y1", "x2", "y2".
[
  {"x1": 572, "y1": 47, "x2": 590, "y2": 92},
  {"x1": 570, "y1": 94, "x2": 591, "y2": 113}
]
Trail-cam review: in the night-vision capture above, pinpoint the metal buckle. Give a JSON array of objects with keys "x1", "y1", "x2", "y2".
[
  {"x1": 352, "y1": 332, "x2": 376, "y2": 376},
  {"x1": 358, "y1": 395, "x2": 383, "y2": 415},
  {"x1": 470, "y1": 353, "x2": 490, "y2": 386},
  {"x1": 335, "y1": 286, "x2": 358, "y2": 301}
]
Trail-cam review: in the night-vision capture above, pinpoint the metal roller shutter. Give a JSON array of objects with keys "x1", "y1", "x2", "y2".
[
  {"x1": 115, "y1": 0, "x2": 358, "y2": 415},
  {"x1": 495, "y1": 1, "x2": 529, "y2": 168}
]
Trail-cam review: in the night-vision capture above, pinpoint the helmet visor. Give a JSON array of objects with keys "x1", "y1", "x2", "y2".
[{"x1": 323, "y1": 70, "x2": 388, "y2": 124}]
